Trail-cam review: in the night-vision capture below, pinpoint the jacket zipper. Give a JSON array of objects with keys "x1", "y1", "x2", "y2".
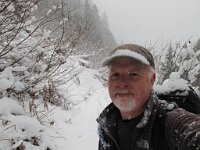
[{"x1": 105, "y1": 129, "x2": 120, "y2": 150}]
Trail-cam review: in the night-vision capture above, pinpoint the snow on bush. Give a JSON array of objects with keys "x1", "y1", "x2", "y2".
[
  {"x1": 154, "y1": 42, "x2": 200, "y2": 92},
  {"x1": 0, "y1": 97, "x2": 25, "y2": 116},
  {"x1": 0, "y1": 97, "x2": 53, "y2": 149},
  {"x1": 154, "y1": 72, "x2": 190, "y2": 94},
  {"x1": 0, "y1": 67, "x2": 26, "y2": 93}
]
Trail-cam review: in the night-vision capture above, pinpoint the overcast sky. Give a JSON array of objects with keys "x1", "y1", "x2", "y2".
[{"x1": 93, "y1": 0, "x2": 200, "y2": 47}]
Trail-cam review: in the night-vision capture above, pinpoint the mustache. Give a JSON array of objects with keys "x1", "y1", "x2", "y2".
[{"x1": 115, "y1": 89, "x2": 134, "y2": 94}]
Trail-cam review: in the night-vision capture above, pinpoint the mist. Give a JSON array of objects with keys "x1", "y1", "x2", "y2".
[{"x1": 93, "y1": 0, "x2": 200, "y2": 47}]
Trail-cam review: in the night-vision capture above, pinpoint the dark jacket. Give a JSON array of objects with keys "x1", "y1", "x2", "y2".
[{"x1": 96, "y1": 93, "x2": 200, "y2": 150}]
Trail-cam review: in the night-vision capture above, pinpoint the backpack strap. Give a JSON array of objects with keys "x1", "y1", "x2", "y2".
[{"x1": 151, "y1": 101, "x2": 177, "y2": 150}]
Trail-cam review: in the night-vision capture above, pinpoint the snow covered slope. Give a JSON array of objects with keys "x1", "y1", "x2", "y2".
[
  {"x1": 48, "y1": 68, "x2": 110, "y2": 149},
  {"x1": 0, "y1": 57, "x2": 110, "y2": 150}
]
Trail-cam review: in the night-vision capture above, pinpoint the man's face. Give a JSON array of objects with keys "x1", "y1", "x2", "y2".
[{"x1": 108, "y1": 57, "x2": 155, "y2": 115}]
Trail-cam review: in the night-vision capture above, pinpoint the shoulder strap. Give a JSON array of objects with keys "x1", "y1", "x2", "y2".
[{"x1": 151, "y1": 104, "x2": 170, "y2": 150}]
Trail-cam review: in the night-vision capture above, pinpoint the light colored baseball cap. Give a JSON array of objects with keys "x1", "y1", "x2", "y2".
[{"x1": 102, "y1": 44, "x2": 155, "y2": 68}]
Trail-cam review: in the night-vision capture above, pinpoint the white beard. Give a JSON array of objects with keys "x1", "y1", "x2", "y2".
[{"x1": 113, "y1": 97, "x2": 136, "y2": 113}]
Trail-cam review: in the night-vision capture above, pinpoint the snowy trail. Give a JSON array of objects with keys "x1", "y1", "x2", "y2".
[
  {"x1": 0, "y1": 66, "x2": 111, "y2": 150},
  {"x1": 49, "y1": 69, "x2": 110, "y2": 150}
]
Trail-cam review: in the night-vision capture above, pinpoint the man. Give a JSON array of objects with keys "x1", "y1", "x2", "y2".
[{"x1": 97, "y1": 44, "x2": 200, "y2": 150}]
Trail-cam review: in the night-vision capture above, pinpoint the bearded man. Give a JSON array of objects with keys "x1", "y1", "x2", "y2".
[{"x1": 97, "y1": 44, "x2": 200, "y2": 150}]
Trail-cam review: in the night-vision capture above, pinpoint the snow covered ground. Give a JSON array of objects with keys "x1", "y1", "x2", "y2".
[
  {"x1": 0, "y1": 62, "x2": 110, "y2": 149},
  {"x1": 47, "y1": 69, "x2": 110, "y2": 150}
]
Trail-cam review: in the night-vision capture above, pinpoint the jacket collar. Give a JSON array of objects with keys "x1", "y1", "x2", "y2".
[
  {"x1": 97, "y1": 102, "x2": 119, "y2": 130},
  {"x1": 97, "y1": 92, "x2": 159, "y2": 129}
]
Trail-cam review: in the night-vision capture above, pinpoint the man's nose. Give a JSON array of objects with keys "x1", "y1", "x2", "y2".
[{"x1": 117, "y1": 75, "x2": 129, "y2": 87}]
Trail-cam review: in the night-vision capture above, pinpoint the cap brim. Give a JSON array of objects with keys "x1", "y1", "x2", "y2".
[{"x1": 102, "y1": 49, "x2": 150, "y2": 66}]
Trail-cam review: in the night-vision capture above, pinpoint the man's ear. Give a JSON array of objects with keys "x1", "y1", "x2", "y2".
[{"x1": 150, "y1": 73, "x2": 156, "y2": 85}]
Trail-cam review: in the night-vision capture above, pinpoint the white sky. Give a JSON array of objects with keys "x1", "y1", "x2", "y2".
[{"x1": 92, "y1": 0, "x2": 200, "y2": 47}]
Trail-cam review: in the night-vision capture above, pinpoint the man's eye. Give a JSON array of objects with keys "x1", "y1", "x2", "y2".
[
  {"x1": 110, "y1": 73, "x2": 120, "y2": 79},
  {"x1": 128, "y1": 73, "x2": 139, "y2": 78}
]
